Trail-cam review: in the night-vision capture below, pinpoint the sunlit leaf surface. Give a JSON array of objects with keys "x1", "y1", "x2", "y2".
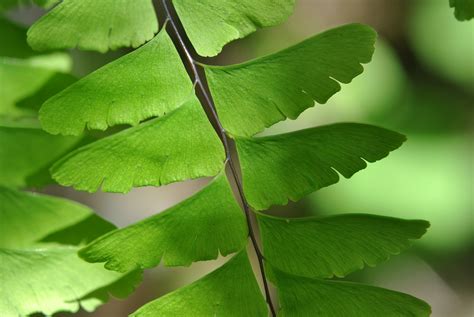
[
  {"x1": 27, "y1": 0, "x2": 158, "y2": 52},
  {"x1": 0, "y1": 188, "x2": 142, "y2": 317},
  {"x1": 131, "y1": 251, "x2": 267, "y2": 317},
  {"x1": 205, "y1": 24, "x2": 376, "y2": 136},
  {"x1": 274, "y1": 269, "x2": 431, "y2": 317},
  {"x1": 80, "y1": 174, "x2": 247, "y2": 271},
  {"x1": 0, "y1": 54, "x2": 71, "y2": 119},
  {"x1": 236, "y1": 123, "x2": 405, "y2": 210},
  {"x1": 0, "y1": 247, "x2": 142, "y2": 317},
  {"x1": 51, "y1": 97, "x2": 225, "y2": 192},
  {"x1": 257, "y1": 212, "x2": 428, "y2": 278},
  {"x1": 0, "y1": 187, "x2": 114, "y2": 248},
  {"x1": 173, "y1": 0, "x2": 295, "y2": 56},
  {"x1": 39, "y1": 30, "x2": 193, "y2": 135}
]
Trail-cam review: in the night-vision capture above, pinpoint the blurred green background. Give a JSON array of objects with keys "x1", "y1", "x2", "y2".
[{"x1": 2, "y1": 0, "x2": 473, "y2": 316}]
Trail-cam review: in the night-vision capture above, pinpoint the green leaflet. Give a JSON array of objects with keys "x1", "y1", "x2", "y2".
[
  {"x1": 205, "y1": 24, "x2": 376, "y2": 137},
  {"x1": 273, "y1": 269, "x2": 431, "y2": 317},
  {"x1": 79, "y1": 173, "x2": 247, "y2": 271},
  {"x1": 0, "y1": 187, "x2": 114, "y2": 248},
  {"x1": 0, "y1": 57, "x2": 50, "y2": 118},
  {"x1": 0, "y1": 17, "x2": 73, "y2": 119},
  {"x1": 39, "y1": 30, "x2": 193, "y2": 136},
  {"x1": 0, "y1": 125, "x2": 81, "y2": 188},
  {"x1": 173, "y1": 0, "x2": 295, "y2": 57},
  {"x1": 131, "y1": 251, "x2": 268, "y2": 317},
  {"x1": 51, "y1": 97, "x2": 225, "y2": 193},
  {"x1": 27, "y1": 0, "x2": 158, "y2": 52},
  {"x1": 0, "y1": 17, "x2": 35, "y2": 58},
  {"x1": 0, "y1": 247, "x2": 142, "y2": 317},
  {"x1": 0, "y1": 186, "x2": 142, "y2": 316},
  {"x1": 450, "y1": 0, "x2": 474, "y2": 20},
  {"x1": 257, "y1": 213, "x2": 429, "y2": 279},
  {"x1": 236, "y1": 123, "x2": 405, "y2": 210},
  {"x1": 17, "y1": 72, "x2": 77, "y2": 112},
  {"x1": 0, "y1": 54, "x2": 71, "y2": 119}
]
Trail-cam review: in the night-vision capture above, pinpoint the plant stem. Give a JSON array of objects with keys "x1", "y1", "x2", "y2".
[{"x1": 161, "y1": 1, "x2": 276, "y2": 315}]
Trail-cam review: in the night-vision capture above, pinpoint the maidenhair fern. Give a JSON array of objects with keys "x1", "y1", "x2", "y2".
[{"x1": 0, "y1": 0, "x2": 442, "y2": 316}]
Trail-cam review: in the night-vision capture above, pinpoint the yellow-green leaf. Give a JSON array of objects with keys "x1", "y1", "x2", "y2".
[
  {"x1": 27, "y1": 0, "x2": 158, "y2": 52},
  {"x1": 173, "y1": 0, "x2": 295, "y2": 57},
  {"x1": 205, "y1": 24, "x2": 376, "y2": 137},
  {"x1": 257, "y1": 213, "x2": 429, "y2": 278},
  {"x1": 0, "y1": 125, "x2": 81, "y2": 188},
  {"x1": 131, "y1": 251, "x2": 267, "y2": 317},
  {"x1": 236, "y1": 123, "x2": 405, "y2": 210},
  {"x1": 0, "y1": 187, "x2": 114, "y2": 248},
  {"x1": 39, "y1": 30, "x2": 193, "y2": 136},
  {"x1": 273, "y1": 269, "x2": 431, "y2": 317},
  {"x1": 0, "y1": 247, "x2": 142, "y2": 317},
  {"x1": 51, "y1": 97, "x2": 225, "y2": 193},
  {"x1": 80, "y1": 173, "x2": 247, "y2": 271}
]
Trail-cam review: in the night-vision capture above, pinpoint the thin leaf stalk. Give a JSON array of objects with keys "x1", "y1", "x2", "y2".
[{"x1": 161, "y1": 0, "x2": 276, "y2": 315}]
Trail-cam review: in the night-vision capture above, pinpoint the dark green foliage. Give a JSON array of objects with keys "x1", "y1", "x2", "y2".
[{"x1": 450, "y1": 0, "x2": 474, "y2": 20}]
